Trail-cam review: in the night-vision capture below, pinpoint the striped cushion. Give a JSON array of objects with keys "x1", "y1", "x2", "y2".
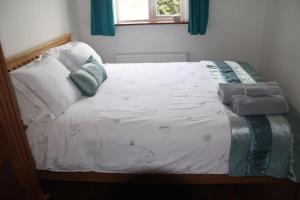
[
  {"x1": 70, "y1": 57, "x2": 107, "y2": 97},
  {"x1": 86, "y1": 56, "x2": 107, "y2": 81}
]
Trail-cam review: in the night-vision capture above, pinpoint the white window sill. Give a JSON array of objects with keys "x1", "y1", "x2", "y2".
[{"x1": 115, "y1": 20, "x2": 188, "y2": 26}]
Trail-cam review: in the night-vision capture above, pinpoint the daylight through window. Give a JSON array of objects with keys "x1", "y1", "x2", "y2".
[{"x1": 115, "y1": 0, "x2": 187, "y2": 24}]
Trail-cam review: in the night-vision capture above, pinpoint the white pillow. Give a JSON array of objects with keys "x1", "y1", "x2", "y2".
[
  {"x1": 46, "y1": 42, "x2": 74, "y2": 71},
  {"x1": 11, "y1": 56, "x2": 81, "y2": 117},
  {"x1": 61, "y1": 42, "x2": 103, "y2": 71},
  {"x1": 10, "y1": 75, "x2": 54, "y2": 125},
  {"x1": 46, "y1": 42, "x2": 73, "y2": 58},
  {"x1": 14, "y1": 89, "x2": 52, "y2": 125}
]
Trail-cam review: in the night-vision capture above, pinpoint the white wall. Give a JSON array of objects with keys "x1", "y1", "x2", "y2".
[
  {"x1": 260, "y1": 0, "x2": 300, "y2": 111},
  {"x1": 76, "y1": 0, "x2": 268, "y2": 70},
  {"x1": 0, "y1": 0, "x2": 80, "y2": 58}
]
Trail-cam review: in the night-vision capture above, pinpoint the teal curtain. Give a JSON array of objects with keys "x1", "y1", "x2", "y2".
[
  {"x1": 188, "y1": 0, "x2": 209, "y2": 35},
  {"x1": 91, "y1": 0, "x2": 115, "y2": 36}
]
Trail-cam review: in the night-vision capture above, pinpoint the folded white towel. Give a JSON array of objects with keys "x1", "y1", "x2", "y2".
[
  {"x1": 245, "y1": 86, "x2": 270, "y2": 97},
  {"x1": 231, "y1": 95, "x2": 289, "y2": 116},
  {"x1": 218, "y1": 82, "x2": 284, "y2": 105}
]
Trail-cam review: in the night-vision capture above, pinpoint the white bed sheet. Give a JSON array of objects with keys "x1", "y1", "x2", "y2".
[{"x1": 26, "y1": 62, "x2": 231, "y2": 174}]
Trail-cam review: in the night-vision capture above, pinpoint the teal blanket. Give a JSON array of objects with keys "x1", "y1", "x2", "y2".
[{"x1": 206, "y1": 61, "x2": 300, "y2": 182}]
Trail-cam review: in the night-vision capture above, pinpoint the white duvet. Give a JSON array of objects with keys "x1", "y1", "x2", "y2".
[{"x1": 26, "y1": 62, "x2": 232, "y2": 174}]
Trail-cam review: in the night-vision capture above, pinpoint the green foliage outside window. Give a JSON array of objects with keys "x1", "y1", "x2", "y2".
[{"x1": 156, "y1": 0, "x2": 180, "y2": 16}]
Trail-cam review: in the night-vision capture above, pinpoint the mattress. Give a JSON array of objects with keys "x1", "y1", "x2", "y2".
[{"x1": 26, "y1": 62, "x2": 232, "y2": 174}]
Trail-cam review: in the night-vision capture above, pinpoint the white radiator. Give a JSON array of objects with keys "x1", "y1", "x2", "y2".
[{"x1": 115, "y1": 52, "x2": 188, "y2": 63}]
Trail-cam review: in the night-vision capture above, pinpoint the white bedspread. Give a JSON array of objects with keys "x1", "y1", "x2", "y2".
[{"x1": 26, "y1": 62, "x2": 231, "y2": 174}]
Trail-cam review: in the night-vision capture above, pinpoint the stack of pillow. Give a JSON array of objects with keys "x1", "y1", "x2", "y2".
[
  {"x1": 218, "y1": 82, "x2": 289, "y2": 116},
  {"x1": 10, "y1": 42, "x2": 107, "y2": 125}
]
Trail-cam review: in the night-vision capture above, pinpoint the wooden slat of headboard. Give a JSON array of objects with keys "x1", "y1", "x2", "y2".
[{"x1": 5, "y1": 33, "x2": 72, "y2": 71}]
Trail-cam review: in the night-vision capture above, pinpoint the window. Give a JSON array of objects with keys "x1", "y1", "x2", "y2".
[{"x1": 115, "y1": 0, "x2": 187, "y2": 24}]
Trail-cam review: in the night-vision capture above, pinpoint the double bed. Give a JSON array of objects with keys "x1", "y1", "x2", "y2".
[{"x1": 6, "y1": 33, "x2": 299, "y2": 184}]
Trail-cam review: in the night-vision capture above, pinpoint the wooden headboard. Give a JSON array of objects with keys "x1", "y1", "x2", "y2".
[{"x1": 5, "y1": 33, "x2": 72, "y2": 72}]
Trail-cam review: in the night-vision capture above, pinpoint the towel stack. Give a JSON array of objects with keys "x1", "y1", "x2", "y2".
[{"x1": 218, "y1": 82, "x2": 289, "y2": 116}]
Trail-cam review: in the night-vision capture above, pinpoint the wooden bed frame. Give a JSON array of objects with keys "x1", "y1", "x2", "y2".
[{"x1": 4, "y1": 33, "x2": 298, "y2": 186}]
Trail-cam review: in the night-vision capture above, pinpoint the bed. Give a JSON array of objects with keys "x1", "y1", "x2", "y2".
[{"x1": 5, "y1": 33, "x2": 300, "y2": 185}]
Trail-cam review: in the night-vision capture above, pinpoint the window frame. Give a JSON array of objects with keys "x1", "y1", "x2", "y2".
[{"x1": 115, "y1": 0, "x2": 187, "y2": 24}]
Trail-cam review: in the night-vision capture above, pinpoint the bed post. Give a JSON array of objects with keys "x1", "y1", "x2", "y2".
[{"x1": 0, "y1": 43, "x2": 47, "y2": 199}]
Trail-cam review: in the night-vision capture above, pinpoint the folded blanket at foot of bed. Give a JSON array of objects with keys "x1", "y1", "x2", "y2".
[{"x1": 206, "y1": 61, "x2": 300, "y2": 182}]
